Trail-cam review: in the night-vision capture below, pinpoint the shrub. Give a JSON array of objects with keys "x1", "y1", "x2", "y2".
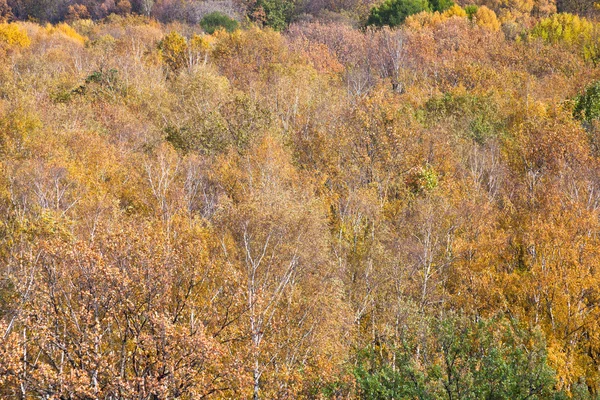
[
  {"x1": 574, "y1": 80, "x2": 600, "y2": 156},
  {"x1": 200, "y1": 11, "x2": 239, "y2": 34},
  {"x1": 404, "y1": 5, "x2": 468, "y2": 29},
  {"x1": 404, "y1": 10, "x2": 445, "y2": 28},
  {"x1": 116, "y1": 0, "x2": 133, "y2": 15},
  {"x1": 406, "y1": 164, "x2": 438, "y2": 193}
]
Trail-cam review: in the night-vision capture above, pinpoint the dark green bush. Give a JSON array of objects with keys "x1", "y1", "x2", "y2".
[
  {"x1": 253, "y1": 0, "x2": 295, "y2": 31},
  {"x1": 354, "y1": 315, "x2": 559, "y2": 400},
  {"x1": 200, "y1": 12, "x2": 239, "y2": 34},
  {"x1": 575, "y1": 80, "x2": 600, "y2": 123},
  {"x1": 367, "y1": 0, "x2": 453, "y2": 27},
  {"x1": 574, "y1": 81, "x2": 600, "y2": 156},
  {"x1": 367, "y1": 0, "x2": 430, "y2": 26}
]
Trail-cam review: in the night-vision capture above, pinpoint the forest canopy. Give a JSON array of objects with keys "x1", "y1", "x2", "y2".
[{"x1": 2, "y1": 0, "x2": 600, "y2": 398}]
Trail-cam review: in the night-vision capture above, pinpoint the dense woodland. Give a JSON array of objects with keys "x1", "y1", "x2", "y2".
[{"x1": 3, "y1": 0, "x2": 600, "y2": 398}]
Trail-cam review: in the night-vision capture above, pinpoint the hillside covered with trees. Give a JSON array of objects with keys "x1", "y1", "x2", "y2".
[{"x1": 2, "y1": 0, "x2": 600, "y2": 398}]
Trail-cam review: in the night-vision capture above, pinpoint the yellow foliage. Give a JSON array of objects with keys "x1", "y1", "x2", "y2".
[
  {"x1": 45, "y1": 23, "x2": 87, "y2": 45},
  {"x1": 530, "y1": 13, "x2": 593, "y2": 46},
  {"x1": 474, "y1": 6, "x2": 501, "y2": 31},
  {"x1": 70, "y1": 18, "x2": 95, "y2": 37},
  {"x1": 190, "y1": 33, "x2": 214, "y2": 53},
  {"x1": 530, "y1": 13, "x2": 600, "y2": 63},
  {"x1": 405, "y1": 6, "x2": 469, "y2": 29},
  {"x1": 444, "y1": 4, "x2": 468, "y2": 18},
  {"x1": 479, "y1": 0, "x2": 533, "y2": 22},
  {"x1": 405, "y1": 11, "x2": 447, "y2": 29},
  {"x1": 0, "y1": 23, "x2": 31, "y2": 49},
  {"x1": 159, "y1": 31, "x2": 188, "y2": 72},
  {"x1": 186, "y1": 33, "x2": 215, "y2": 68}
]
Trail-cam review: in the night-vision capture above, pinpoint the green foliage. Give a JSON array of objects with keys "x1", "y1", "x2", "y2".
[
  {"x1": 254, "y1": 0, "x2": 295, "y2": 31},
  {"x1": 367, "y1": 0, "x2": 431, "y2": 26},
  {"x1": 366, "y1": 0, "x2": 453, "y2": 27},
  {"x1": 165, "y1": 119, "x2": 227, "y2": 154},
  {"x1": 424, "y1": 92, "x2": 503, "y2": 144},
  {"x1": 428, "y1": 0, "x2": 454, "y2": 12},
  {"x1": 574, "y1": 80, "x2": 600, "y2": 123},
  {"x1": 11, "y1": 0, "x2": 57, "y2": 21},
  {"x1": 52, "y1": 69, "x2": 123, "y2": 103},
  {"x1": 573, "y1": 80, "x2": 600, "y2": 156},
  {"x1": 166, "y1": 93, "x2": 270, "y2": 154},
  {"x1": 85, "y1": 68, "x2": 119, "y2": 86},
  {"x1": 354, "y1": 342, "x2": 429, "y2": 399},
  {"x1": 0, "y1": 277, "x2": 17, "y2": 318},
  {"x1": 464, "y1": 4, "x2": 478, "y2": 19},
  {"x1": 354, "y1": 315, "x2": 559, "y2": 400},
  {"x1": 67, "y1": 68, "x2": 126, "y2": 103},
  {"x1": 200, "y1": 12, "x2": 239, "y2": 34}
]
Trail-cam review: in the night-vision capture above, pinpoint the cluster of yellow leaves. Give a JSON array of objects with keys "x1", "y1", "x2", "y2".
[
  {"x1": 531, "y1": 13, "x2": 594, "y2": 45},
  {"x1": 159, "y1": 31, "x2": 215, "y2": 73},
  {"x1": 530, "y1": 13, "x2": 600, "y2": 63},
  {"x1": 44, "y1": 22, "x2": 87, "y2": 45},
  {"x1": 474, "y1": 5, "x2": 502, "y2": 30},
  {"x1": 0, "y1": 22, "x2": 30, "y2": 49},
  {"x1": 405, "y1": 5, "x2": 500, "y2": 30}
]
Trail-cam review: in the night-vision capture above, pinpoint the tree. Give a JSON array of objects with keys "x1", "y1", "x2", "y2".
[{"x1": 216, "y1": 136, "x2": 348, "y2": 398}]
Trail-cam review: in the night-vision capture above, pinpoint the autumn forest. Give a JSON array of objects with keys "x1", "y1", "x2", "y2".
[{"x1": 1, "y1": 0, "x2": 600, "y2": 398}]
